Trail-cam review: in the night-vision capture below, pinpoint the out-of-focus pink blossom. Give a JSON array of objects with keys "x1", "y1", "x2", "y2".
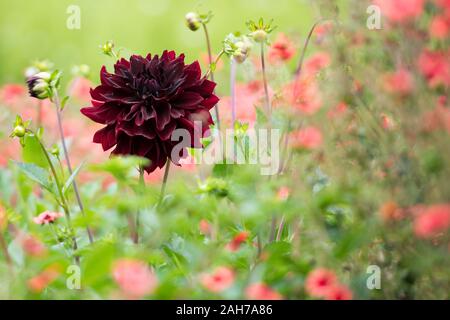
[
  {"x1": 33, "y1": 211, "x2": 64, "y2": 225},
  {"x1": 418, "y1": 49, "x2": 450, "y2": 88},
  {"x1": 68, "y1": 77, "x2": 92, "y2": 102},
  {"x1": 0, "y1": 84, "x2": 26, "y2": 104},
  {"x1": 304, "y1": 52, "x2": 331, "y2": 77},
  {"x1": 27, "y1": 264, "x2": 61, "y2": 293},
  {"x1": 305, "y1": 268, "x2": 338, "y2": 297},
  {"x1": 324, "y1": 284, "x2": 353, "y2": 300},
  {"x1": 282, "y1": 79, "x2": 322, "y2": 114},
  {"x1": 381, "y1": 113, "x2": 395, "y2": 130},
  {"x1": 226, "y1": 231, "x2": 249, "y2": 252},
  {"x1": 374, "y1": 0, "x2": 425, "y2": 23},
  {"x1": 199, "y1": 219, "x2": 212, "y2": 236},
  {"x1": 414, "y1": 204, "x2": 450, "y2": 238},
  {"x1": 383, "y1": 68, "x2": 414, "y2": 95},
  {"x1": 19, "y1": 233, "x2": 47, "y2": 257},
  {"x1": 245, "y1": 283, "x2": 282, "y2": 300},
  {"x1": 327, "y1": 102, "x2": 348, "y2": 119},
  {"x1": 200, "y1": 267, "x2": 235, "y2": 293},
  {"x1": 429, "y1": 15, "x2": 450, "y2": 39},
  {"x1": 268, "y1": 33, "x2": 296, "y2": 64},
  {"x1": 276, "y1": 187, "x2": 290, "y2": 201},
  {"x1": 112, "y1": 258, "x2": 158, "y2": 299},
  {"x1": 290, "y1": 126, "x2": 323, "y2": 150}
]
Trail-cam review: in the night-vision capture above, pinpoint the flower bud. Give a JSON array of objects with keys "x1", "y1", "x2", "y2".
[
  {"x1": 185, "y1": 12, "x2": 201, "y2": 31},
  {"x1": 101, "y1": 41, "x2": 115, "y2": 56},
  {"x1": 13, "y1": 125, "x2": 26, "y2": 138},
  {"x1": 26, "y1": 72, "x2": 51, "y2": 100},
  {"x1": 233, "y1": 41, "x2": 251, "y2": 64},
  {"x1": 251, "y1": 29, "x2": 267, "y2": 43}
]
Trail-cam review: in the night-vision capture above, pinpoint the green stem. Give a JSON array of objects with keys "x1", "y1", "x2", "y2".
[
  {"x1": 53, "y1": 91, "x2": 94, "y2": 244},
  {"x1": 158, "y1": 160, "x2": 171, "y2": 206},
  {"x1": 202, "y1": 23, "x2": 221, "y2": 131},
  {"x1": 260, "y1": 43, "x2": 271, "y2": 117},
  {"x1": 35, "y1": 133, "x2": 79, "y2": 264}
]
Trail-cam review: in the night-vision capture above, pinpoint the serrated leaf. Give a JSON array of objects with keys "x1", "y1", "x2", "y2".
[{"x1": 14, "y1": 161, "x2": 52, "y2": 191}]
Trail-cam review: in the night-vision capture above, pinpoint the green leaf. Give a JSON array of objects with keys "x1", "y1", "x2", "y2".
[
  {"x1": 14, "y1": 161, "x2": 51, "y2": 191},
  {"x1": 22, "y1": 134, "x2": 48, "y2": 168},
  {"x1": 60, "y1": 96, "x2": 70, "y2": 110},
  {"x1": 62, "y1": 161, "x2": 84, "y2": 195}
]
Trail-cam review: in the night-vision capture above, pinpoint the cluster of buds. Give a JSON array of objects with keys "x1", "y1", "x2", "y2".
[
  {"x1": 184, "y1": 11, "x2": 213, "y2": 32},
  {"x1": 223, "y1": 33, "x2": 253, "y2": 64},
  {"x1": 100, "y1": 40, "x2": 119, "y2": 58},
  {"x1": 246, "y1": 18, "x2": 276, "y2": 43},
  {"x1": 26, "y1": 70, "x2": 61, "y2": 100}
]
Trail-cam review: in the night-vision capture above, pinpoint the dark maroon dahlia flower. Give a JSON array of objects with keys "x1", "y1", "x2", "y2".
[{"x1": 81, "y1": 50, "x2": 219, "y2": 173}]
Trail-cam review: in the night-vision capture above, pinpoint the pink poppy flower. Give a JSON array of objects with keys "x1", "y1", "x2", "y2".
[
  {"x1": 268, "y1": 33, "x2": 296, "y2": 64},
  {"x1": 28, "y1": 264, "x2": 61, "y2": 293},
  {"x1": 33, "y1": 211, "x2": 64, "y2": 225},
  {"x1": 290, "y1": 126, "x2": 323, "y2": 150},
  {"x1": 200, "y1": 267, "x2": 235, "y2": 293},
  {"x1": 305, "y1": 268, "x2": 338, "y2": 297},
  {"x1": 19, "y1": 233, "x2": 47, "y2": 257},
  {"x1": 199, "y1": 219, "x2": 212, "y2": 236},
  {"x1": 282, "y1": 79, "x2": 322, "y2": 114},
  {"x1": 245, "y1": 283, "x2": 282, "y2": 300},
  {"x1": 374, "y1": 0, "x2": 425, "y2": 23},
  {"x1": 324, "y1": 284, "x2": 353, "y2": 300},
  {"x1": 418, "y1": 49, "x2": 450, "y2": 88},
  {"x1": 0, "y1": 84, "x2": 26, "y2": 104},
  {"x1": 276, "y1": 187, "x2": 290, "y2": 201},
  {"x1": 68, "y1": 77, "x2": 92, "y2": 102},
  {"x1": 382, "y1": 68, "x2": 414, "y2": 95},
  {"x1": 304, "y1": 52, "x2": 331, "y2": 76},
  {"x1": 226, "y1": 231, "x2": 249, "y2": 252},
  {"x1": 414, "y1": 204, "x2": 450, "y2": 238},
  {"x1": 112, "y1": 259, "x2": 158, "y2": 299},
  {"x1": 429, "y1": 15, "x2": 450, "y2": 39}
]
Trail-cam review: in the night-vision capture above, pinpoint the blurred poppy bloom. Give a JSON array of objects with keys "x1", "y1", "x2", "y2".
[
  {"x1": 324, "y1": 284, "x2": 353, "y2": 300},
  {"x1": 290, "y1": 126, "x2": 323, "y2": 150},
  {"x1": 33, "y1": 211, "x2": 64, "y2": 225},
  {"x1": 305, "y1": 268, "x2": 338, "y2": 298},
  {"x1": 245, "y1": 283, "x2": 282, "y2": 300},
  {"x1": 429, "y1": 15, "x2": 450, "y2": 39},
  {"x1": 200, "y1": 267, "x2": 235, "y2": 293},
  {"x1": 382, "y1": 68, "x2": 414, "y2": 95},
  {"x1": 199, "y1": 219, "x2": 212, "y2": 235},
  {"x1": 81, "y1": 51, "x2": 219, "y2": 173},
  {"x1": 0, "y1": 84, "x2": 26, "y2": 104},
  {"x1": 27, "y1": 265, "x2": 61, "y2": 293},
  {"x1": 418, "y1": 49, "x2": 450, "y2": 88},
  {"x1": 112, "y1": 259, "x2": 158, "y2": 299},
  {"x1": 19, "y1": 234, "x2": 47, "y2": 258},
  {"x1": 303, "y1": 52, "x2": 331, "y2": 76},
  {"x1": 414, "y1": 204, "x2": 450, "y2": 238},
  {"x1": 380, "y1": 201, "x2": 405, "y2": 222},
  {"x1": 276, "y1": 186, "x2": 290, "y2": 201},
  {"x1": 268, "y1": 33, "x2": 296, "y2": 63},
  {"x1": 226, "y1": 231, "x2": 249, "y2": 251},
  {"x1": 374, "y1": 0, "x2": 425, "y2": 23}
]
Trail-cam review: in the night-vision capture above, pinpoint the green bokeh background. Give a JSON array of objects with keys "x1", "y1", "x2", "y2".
[{"x1": 0, "y1": 0, "x2": 320, "y2": 86}]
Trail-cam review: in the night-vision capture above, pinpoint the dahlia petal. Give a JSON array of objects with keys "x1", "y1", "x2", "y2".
[
  {"x1": 173, "y1": 91, "x2": 204, "y2": 109},
  {"x1": 116, "y1": 120, "x2": 156, "y2": 139},
  {"x1": 93, "y1": 125, "x2": 117, "y2": 151},
  {"x1": 201, "y1": 95, "x2": 219, "y2": 109},
  {"x1": 81, "y1": 103, "x2": 123, "y2": 124}
]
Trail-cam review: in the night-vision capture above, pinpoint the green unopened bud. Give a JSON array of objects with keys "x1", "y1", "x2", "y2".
[
  {"x1": 101, "y1": 41, "x2": 115, "y2": 56},
  {"x1": 13, "y1": 125, "x2": 26, "y2": 138},
  {"x1": 251, "y1": 29, "x2": 267, "y2": 43},
  {"x1": 185, "y1": 12, "x2": 201, "y2": 31}
]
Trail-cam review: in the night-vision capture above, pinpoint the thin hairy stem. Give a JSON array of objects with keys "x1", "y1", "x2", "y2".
[{"x1": 53, "y1": 92, "x2": 94, "y2": 244}]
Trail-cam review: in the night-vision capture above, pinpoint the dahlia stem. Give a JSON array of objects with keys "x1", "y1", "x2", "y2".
[
  {"x1": 202, "y1": 23, "x2": 221, "y2": 131},
  {"x1": 53, "y1": 92, "x2": 94, "y2": 244},
  {"x1": 34, "y1": 132, "x2": 79, "y2": 265},
  {"x1": 260, "y1": 43, "x2": 271, "y2": 117},
  {"x1": 159, "y1": 160, "x2": 171, "y2": 206}
]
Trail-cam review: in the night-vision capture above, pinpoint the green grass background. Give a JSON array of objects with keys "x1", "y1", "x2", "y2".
[{"x1": 0, "y1": 0, "x2": 320, "y2": 86}]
